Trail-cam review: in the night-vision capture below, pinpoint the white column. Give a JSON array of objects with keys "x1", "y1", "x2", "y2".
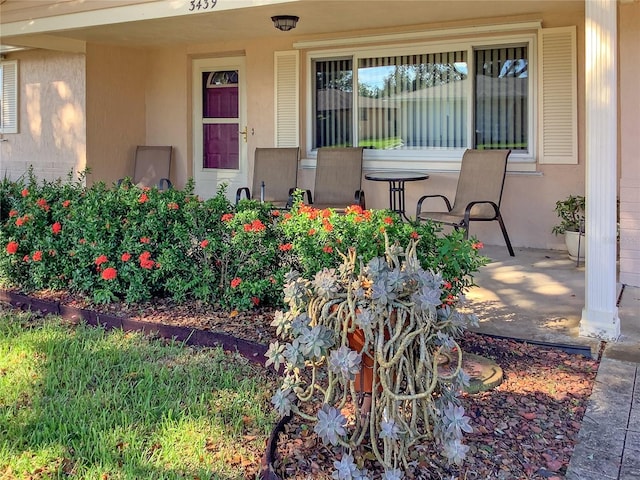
[{"x1": 580, "y1": 0, "x2": 620, "y2": 340}]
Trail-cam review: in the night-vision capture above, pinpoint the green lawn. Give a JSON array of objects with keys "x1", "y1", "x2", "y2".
[{"x1": 0, "y1": 308, "x2": 277, "y2": 479}]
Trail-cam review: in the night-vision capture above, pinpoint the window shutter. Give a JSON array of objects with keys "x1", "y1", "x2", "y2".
[
  {"x1": 0, "y1": 60, "x2": 18, "y2": 134},
  {"x1": 539, "y1": 27, "x2": 577, "y2": 164},
  {"x1": 274, "y1": 51, "x2": 299, "y2": 147}
]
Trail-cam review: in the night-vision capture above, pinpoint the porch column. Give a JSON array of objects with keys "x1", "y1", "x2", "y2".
[{"x1": 580, "y1": 0, "x2": 620, "y2": 340}]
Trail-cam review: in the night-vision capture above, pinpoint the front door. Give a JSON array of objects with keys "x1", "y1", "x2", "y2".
[{"x1": 192, "y1": 56, "x2": 247, "y2": 201}]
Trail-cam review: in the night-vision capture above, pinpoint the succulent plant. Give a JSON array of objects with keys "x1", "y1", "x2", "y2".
[{"x1": 268, "y1": 236, "x2": 478, "y2": 476}]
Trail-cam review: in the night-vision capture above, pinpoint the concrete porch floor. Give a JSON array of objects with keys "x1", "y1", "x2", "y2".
[
  {"x1": 465, "y1": 244, "x2": 640, "y2": 480},
  {"x1": 465, "y1": 244, "x2": 640, "y2": 362}
]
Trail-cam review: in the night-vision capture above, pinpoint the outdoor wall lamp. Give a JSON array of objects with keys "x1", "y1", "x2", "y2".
[{"x1": 271, "y1": 15, "x2": 299, "y2": 31}]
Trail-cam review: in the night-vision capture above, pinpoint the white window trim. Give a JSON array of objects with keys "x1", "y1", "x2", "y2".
[
  {"x1": 0, "y1": 59, "x2": 18, "y2": 134},
  {"x1": 303, "y1": 32, "x2": 538, "y2": 173}
]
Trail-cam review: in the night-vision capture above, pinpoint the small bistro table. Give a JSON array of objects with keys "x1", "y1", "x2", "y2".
[{"x1": 364, "y1": 171, "x2": 429, "y2": 221}]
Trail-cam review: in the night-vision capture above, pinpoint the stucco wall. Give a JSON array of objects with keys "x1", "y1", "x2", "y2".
[
  {"x1": 85, "y1": 44, "x2": 147, "y2": 187},
  {"x1": 0, "y1": 49, "x2": 86, "y2": 182},
  {"x1": 618, "y1": 1, "x2": 640, "y2": 287},
  {"x1": 146, "y1": 47, "x2": 189, "y2": 189}
]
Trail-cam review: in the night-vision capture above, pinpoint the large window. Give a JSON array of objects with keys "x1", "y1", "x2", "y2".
[
  {"x1": 0, "y1": 60, "x2": 18, "y2": 134},
  {"x1": 311, "y1": 40, "x2": 530, "y2": 160}
]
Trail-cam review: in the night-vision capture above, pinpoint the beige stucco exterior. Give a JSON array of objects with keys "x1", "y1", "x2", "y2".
[
  {"x1": 0, "y1": 49, "x2": 86, "y2": 181},
  {"x1": 618, "y1": 1, "x2": 640, "y2": 287},
  {"x1": 0, "y1": 0, "x2": 637, "y2": 305}
]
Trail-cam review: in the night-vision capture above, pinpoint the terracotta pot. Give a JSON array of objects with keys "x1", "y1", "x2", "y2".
[{"x1": 347, "y1": 328, "x2": 375, "y2": 393}]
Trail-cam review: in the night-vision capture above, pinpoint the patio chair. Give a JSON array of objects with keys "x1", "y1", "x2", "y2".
[
  {"x1": 235, "y1": 147, "x2": 305, "y2": 208},
  {"x1": 119, "y1": 145, "x2": 173, "y2": 190},
  {"x1": 309, "y1": 147, "x2": 365, "y2": 210},
  {"x1": 415, "y1": 148, "x2": 514, "y2": 256}
]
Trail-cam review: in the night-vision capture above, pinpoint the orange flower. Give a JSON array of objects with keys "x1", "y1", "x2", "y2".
[
  {"x1": 345, "y1": 205, "x2": 363, "y2": 215},
  {"x1": 101, "y1": 267, "x2": 117, "y2": 280},
  {"x1": 23, "y1": 255, "x2": 29, "y2": 262},
  {"x1": 284, "y1": 213, "x2": 292, "y2": 220},
  {"x1": 8, "y1": 209, "x2": 18, "y2": 217},
  {"x1": 308, "y1": 228, "x2": 316, "y2": 236},
  {"x1": 36, "y1": 198, "x2": 49, "y2": 211},
  {"x1": 6, "y1": 241, "x2": 18, "y2": 254},
  {"x1": 121, "y1": 252, "x2": 131, "y2": 262},
  {"x1": 322, "y1": 209, "x2": 331, "y2": 218},
  {"x1": 251, "y1": 219, "x2": 266, "y2": 232},
  {"x1": 221, "y1": 213, "x2": 234, "y2": 222},
  {"x1": 51, "y1": 222, "x2": 62, "y2": 235},
  {"x1": 230, "y1": 277, "x2": 241, "y2": 288},
  {"x1": 21, "y1": 189, "x2": 29, "y2": 198},
  {"x1": 243, "y1": 224, "x2": 252, "y2": 232},
  {"x1": 279, "y1": 243, "x2": 293, "y2": 251},
  {"x1": 200, "y1": 239, "x2": 209, "y2": 248},
  {"x1": 140, "y1": 237, "x2": 151, "y2": 244},
  {"x1": 62, "y1": 200, "x2": 71, "y2": 208},
  {"x1": 95, "y1": 255, "x2": 108, "y2": 266},
  {"x1": 410, "y1": 231, "x2": 419, "y2": 240},
  {"x1": 139, "y1": 193, "x2": 149, "y2": 203},
  {"x1": 322, "y1": 220, "x2": 333, "y2": 232},
  {"x1": 251, "y1": 296, "x2": 260, "y2": 306},
  {"x1": 472, "y1": 241, "x2": 484, "y2": 250},
  {"x1": 167, "y1": 202, "x2": 179, "y2": 210},
  {"x1": 323, "y1": 245, "x2": 333, "y2": 253},
  {"x1": 383, "y1": 216, "x2": 393, "y2": 225},
  {"x1": 139, "y1": 251, "x2": 155, "y2": 269},
  {"x1": 271, "y1": 210, "x2": 280, "y2": 217},
  {"x1": 15, "y1": 216, "x2": 25, "y2": 227},
  {"x1": 32, "y1": 251, "x2": 43, "y2": 262}
]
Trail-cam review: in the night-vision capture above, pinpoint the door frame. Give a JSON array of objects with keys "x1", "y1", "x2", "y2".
[{"x1": 192, "y1": 56, "x2": 247, "y2": 200}]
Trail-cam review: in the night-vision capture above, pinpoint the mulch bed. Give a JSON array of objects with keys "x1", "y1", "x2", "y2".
[{"x1": 5, "y1": 290, "x2": 599, "y2": 479}]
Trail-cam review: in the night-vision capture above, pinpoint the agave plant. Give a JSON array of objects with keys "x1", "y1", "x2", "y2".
[{"x1": 266, "y1": 234, "x2": 476, "y2": 476}]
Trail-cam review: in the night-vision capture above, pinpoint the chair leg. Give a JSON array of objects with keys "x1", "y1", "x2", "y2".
[{"x1": 497, "y1": 216, "x2": 515, "y2": 257}]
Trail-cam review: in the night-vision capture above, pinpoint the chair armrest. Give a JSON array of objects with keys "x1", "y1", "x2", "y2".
[
  {"x1": 158, "y1": 178, "x2": 173, "y2": 190},
  {"x1": 355, "y1": 190, "x2": 366, "y2": 209},
  {"x1": 236, "y1": 187, "x2": 251, "y2": 204},
  {"x1": 463, "y1": 200, "x2": 500, "y2": 222},
  {"x1": 416, "y1": 194, "x2": 452, "y2": 217}
]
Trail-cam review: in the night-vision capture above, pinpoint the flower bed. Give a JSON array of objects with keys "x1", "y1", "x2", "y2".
[{"x1": 0, "y1": 171, "x2": 487, "y2": 311}]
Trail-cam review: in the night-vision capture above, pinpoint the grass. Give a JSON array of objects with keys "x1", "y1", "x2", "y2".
[{"x1": 0, "y1": 307, "x2": 278, "y2": 479}]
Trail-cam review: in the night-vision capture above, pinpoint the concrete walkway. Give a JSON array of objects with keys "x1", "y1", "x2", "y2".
[{"x1": 466, "y1": 245, "x2": 640, "y2": 480}]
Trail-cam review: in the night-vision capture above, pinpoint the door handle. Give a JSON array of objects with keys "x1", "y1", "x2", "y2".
[{"x1": 239, "y1": 126, "x2": 248, "y2": 143}]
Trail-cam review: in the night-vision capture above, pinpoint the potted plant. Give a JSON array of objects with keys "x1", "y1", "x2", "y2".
[{"x1": 552, "y1": 194, "x2": 585, "y2": 261}]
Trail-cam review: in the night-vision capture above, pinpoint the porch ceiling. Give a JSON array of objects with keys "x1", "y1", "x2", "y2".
[{"x1": 0, "y1": 0, "x2": 583, "y2": 52}]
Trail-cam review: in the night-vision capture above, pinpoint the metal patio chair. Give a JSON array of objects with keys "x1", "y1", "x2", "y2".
[
  {"x1": 415, "y1": 148, "x2": 514, "y2": 256},
  {"x1": 120, "y1": 145, "x2": 173, "y2": 190},
  {"x1": 235, "y1": 147, "x2": 303, "y2": 208},
  {"x1": 309, "y1": 147, "x2": 365, "y2": 211}
]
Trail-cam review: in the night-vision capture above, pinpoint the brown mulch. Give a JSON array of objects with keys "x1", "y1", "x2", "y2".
[{"x1": 15, "y1": 290, "x2": 599, "y2": 480}]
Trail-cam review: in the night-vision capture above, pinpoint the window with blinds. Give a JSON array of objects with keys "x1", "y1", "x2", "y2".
[
  {"x1": 0, "y1": 60, "x2": 18, "y2": 134},
  {"x1": 474, "y1": 46, "x2": 528, "y2": 151},
  {"x1": 311, "y1": 43, "x2": 530, "y2": 155}
]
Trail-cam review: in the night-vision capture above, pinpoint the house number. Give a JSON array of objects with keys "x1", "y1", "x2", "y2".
[{"x1": 189, "y1": 0, "x2": 217, "y2": 11}]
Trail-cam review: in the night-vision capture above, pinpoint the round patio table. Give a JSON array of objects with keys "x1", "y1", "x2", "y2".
[{"x1": 365, "y1": 171, "x2": 429, "y2": 221}]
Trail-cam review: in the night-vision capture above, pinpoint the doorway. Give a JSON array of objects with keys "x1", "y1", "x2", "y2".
[{"x1": 192, "y1": 56, "x2": 247, "y2": 201}]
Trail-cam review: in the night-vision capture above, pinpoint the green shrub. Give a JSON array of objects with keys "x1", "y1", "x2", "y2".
[{"x1": 0, "y1": 175, "x2": 488, "y2": 310}]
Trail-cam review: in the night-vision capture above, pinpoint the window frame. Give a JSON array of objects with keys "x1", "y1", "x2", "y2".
[
  {"x1": 305, "y1": 33, "x2": 537, "y2": 171},
  {"x1": 0, "y1": 59, "x2": 19, "y2": 134}
]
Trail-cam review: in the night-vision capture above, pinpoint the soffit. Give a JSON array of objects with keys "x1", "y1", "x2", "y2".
[{"x1": 0, "y1": 0, "x2": 583, "y2": 51}]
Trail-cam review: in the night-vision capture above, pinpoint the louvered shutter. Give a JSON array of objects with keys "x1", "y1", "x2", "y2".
[
  {"x1": 539, "y1": 27, "x2": 577, "y2": 164},
  {"x1": 1, "y1": 60, "x2": 18, "y2": 134},
  {"x1": 274, "y1": 51, "x2": 299, "y2": 147}
]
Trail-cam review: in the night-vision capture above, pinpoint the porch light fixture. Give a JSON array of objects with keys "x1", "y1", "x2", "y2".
[{"x1": 271, "y1": 15, "x2": 299, "y2": 31}]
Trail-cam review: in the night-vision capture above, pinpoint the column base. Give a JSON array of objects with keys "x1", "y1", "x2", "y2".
[{"x1": 579, "y1": 307, "x2": 620, "y2": 341}]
